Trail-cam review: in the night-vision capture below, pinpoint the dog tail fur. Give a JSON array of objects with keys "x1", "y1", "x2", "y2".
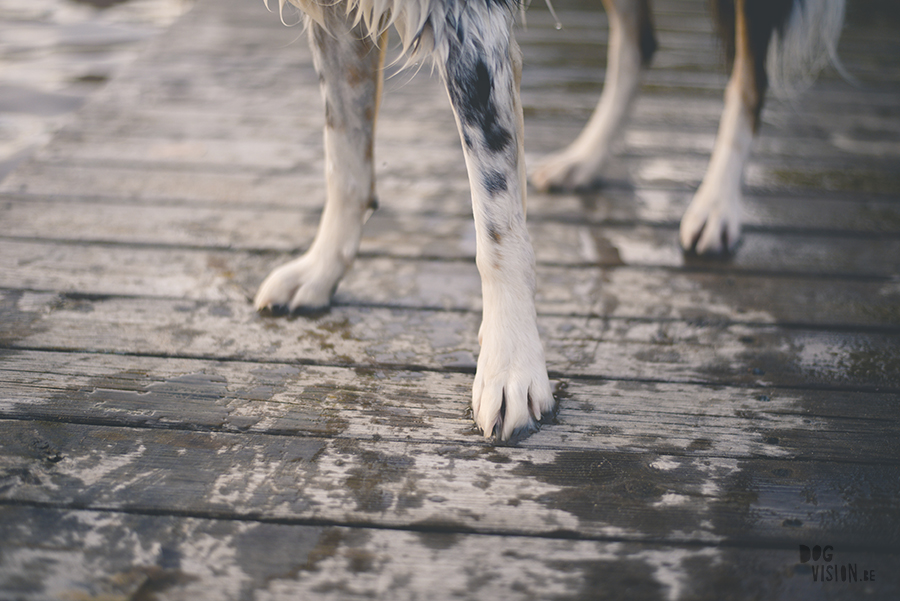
[
  {"x1": 767, "y1": 0, "x2": 847, "y2": 95},
  {"x1": 709, "y1": 0, "x2": 846, "y2": 98}
]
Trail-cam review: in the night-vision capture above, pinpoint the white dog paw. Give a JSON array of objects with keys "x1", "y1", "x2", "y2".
[
  {"x1": 530, "y1": 150, "x2": 605, "y2": 192},
  {"x1": 254, "y1": 252, "x2": 344, "y2": 313},
  {"x1": 679, "y1": 189, "x2": 742, "y2": 255},
  {"x1": 472, "y1": 323, "x2": 556, "y2": 442}
]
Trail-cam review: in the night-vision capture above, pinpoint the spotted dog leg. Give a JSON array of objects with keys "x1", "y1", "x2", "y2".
[
  {"x1": 255, "y1": 8, "x2": 385, "y2": 312},
  {"x1": 531, "y1": 0, "x2": 656, "y2": 191},
  {"x1": 439, "y1": 5, "x2": 555, "y2": 440}
]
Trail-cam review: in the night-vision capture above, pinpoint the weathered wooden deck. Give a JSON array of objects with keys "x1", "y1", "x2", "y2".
[{"x1": 1, "y1": 0, "x2": 899, "y2": 598}]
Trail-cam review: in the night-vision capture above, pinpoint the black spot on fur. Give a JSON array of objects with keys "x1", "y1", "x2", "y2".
[
  {"x1": 483, "y1": 119, "x2": 512, "y2": 153},
  {"x1": 483, "y1": 170, "x2": 508, "y2": 196},
  {"x1": 462, "y1": 59, "x2": 512, "y2": 153},
  {"x1": 444, "y1": 24, "x2": 513, "y2": 155},
  {"x1": 473, "y1": 60, "x2": 492, "y2": 110}
]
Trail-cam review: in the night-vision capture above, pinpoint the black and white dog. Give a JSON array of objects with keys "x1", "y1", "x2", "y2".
[{"x1": 255, "y1": 0, "x2": 845, "y2": 440}]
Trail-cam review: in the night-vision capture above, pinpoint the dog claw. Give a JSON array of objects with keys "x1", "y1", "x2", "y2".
[
  {"x1": 679, "y1": 191, "x2": 742, "y2": 255},
  {"x1": 473, "y1": 371, "x2": 555, "y2": 443}
]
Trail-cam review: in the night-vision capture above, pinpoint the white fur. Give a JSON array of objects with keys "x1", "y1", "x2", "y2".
[
  {"x1": 434, "y1": 6, "x2": 554, "y2": 438},
  {"x1": 255, "y1": 97, "x2": 380, "y2": 309},
  {"x1": 272, "y1": 0, "x2": 451, "y2": 57},
  {"x1": 531, "y1": 0, "x2": 846, "y2": 255},
  {"x1": 256, "y1": 8, "x2": 383, "y2": 311},
  {"x1": 682, "y1": 0, "x2": 846, "y2": 253},
  {"x1": 258, "y1": 0, "x2": 554, "y2": 440},
  {"x1": 531, "y1": 0, "x2": 647, "y2": 191},
  {"x1": 767, "y1": 0, "x2": 846, "y2": 96},
  {"x1": 257, "y1": 0, "x2": 844, "y2": 440},
  {"x1": 678, "y1": 71, "x2": 753, "y2": 253}
]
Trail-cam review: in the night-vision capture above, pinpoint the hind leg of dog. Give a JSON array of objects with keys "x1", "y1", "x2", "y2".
[
  {"x1": 680, "y1": 0, "x2": 781, "y2": 254},
  {"x1": 255, "y1": 10, "x2": 385, "y2": 312},
  {"x1": 440, "y1": 8, "x2": 555, "y2": 440},
  {"x1": 531, "y1": 0, "x2": 656, "y2": 191}
]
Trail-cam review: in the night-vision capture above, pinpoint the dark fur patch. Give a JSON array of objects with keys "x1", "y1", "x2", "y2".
[
  {"x1": 637, "y1": 0, "x2": 658, "y2": 66},
  {"x1": 711, "y1": 0, "x2": 795, "y2": 129},
  {"x1": 744, "y1": 0, "x2": 794, "y2": 127},
  {"x1": 483, "y1": 169, "x2": 508, "y2": 196},
  {"x1": 444, "y1": 22, "x2": 513, "y2": 155}
]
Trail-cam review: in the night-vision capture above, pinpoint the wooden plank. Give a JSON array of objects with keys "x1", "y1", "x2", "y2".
[
  {"x1": 1, "y1": 418, "x2": 898, "y2": 549},
  {"x1": 2, "y1": 292, "x2": 899, "y2": 391},
  {"x1": 4, "y1": 9, "x2": 896, "y2": 201},
  {"x1": 1, "y1": 239, "x2": 899, "y2": 329},
  {"x1": 6, "y1": 176, "x2": 900, "y2": 241},
  {"x1": 10, "y1": 140, "x2": 900, "y2": 202},
  {"x1": 3, "y1": 205, "x2": 899, "y2": 280},
  {"x1": 34, "y1": 123, "x2": 900, "y2": 171},
  {"x1": 0, "y1": 0, "x2": 898, "y2": 598},
  {"x1": 1, "y1": 349, "x2": 898, "y2": 461},
  {"x1": 524, "y1": 89, "x2": 900, "y2": 130},
  {"x1": 3, "y1": 505, "x2": 895, "y2": 601},
  {"x1": 55, "y1": 87, "x2": 900, "y2": 148}
]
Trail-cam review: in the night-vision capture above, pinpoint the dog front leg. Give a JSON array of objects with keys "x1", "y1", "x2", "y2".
[
  {"x1": 255, "y1": 12, "x2": 385, "y2": 312},
  {"x1": 680, "y1": 0, "x2": 766, "y2": 254},
  {"x1": 531, "y1": 0, "x2": 656, "y2": 191},
  {"x1": 440, "y1": 12, "x2": 555, "y2": 440}
]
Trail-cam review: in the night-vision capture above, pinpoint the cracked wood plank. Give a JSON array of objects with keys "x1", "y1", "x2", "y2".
[
  {"x1": 4, "y1": 505, "x2": 895, "y2": 601},
  {"x1": 1, "y1": 418, "x2": 898, "y2": 550},
  {"x1": 2, "y1": 201, "x2": 900, "y2": 278},
  {"x1": 2, "y1": 239, "x2": 900, "y2": 328},
  {"x1": 3, "y1": 291, "x2": 900, "y2": 390},
  {"x1": 0, "y1": 349, "x2": 898, "y2": 461},
  {"x1": 1, "y1": 0, "x2": 898, "y2": 597}
]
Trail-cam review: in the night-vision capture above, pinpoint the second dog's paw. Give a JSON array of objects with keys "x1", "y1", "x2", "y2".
[
  {"x1": 254, "y1": 252, "x2": 344, "y2": 313},
  {"x1": 530, "y1": 150, "x2": 605, "y2": 192},
  {"x1": 472, "y1": 325, "x2": 555, "y2": 442},
  {"x1": 679, "y1": 189, "x2": 742, "y2": 255}
]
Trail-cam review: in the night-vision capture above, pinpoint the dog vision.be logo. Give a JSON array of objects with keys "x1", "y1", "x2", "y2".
[{"x1": 799, "y1": 545, "x2": 876, "y2": 583}]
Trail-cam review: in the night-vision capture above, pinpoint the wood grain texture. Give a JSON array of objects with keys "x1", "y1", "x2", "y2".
[{"x1": 0, "y1": 0, "x2": 898, "y2": 598}]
